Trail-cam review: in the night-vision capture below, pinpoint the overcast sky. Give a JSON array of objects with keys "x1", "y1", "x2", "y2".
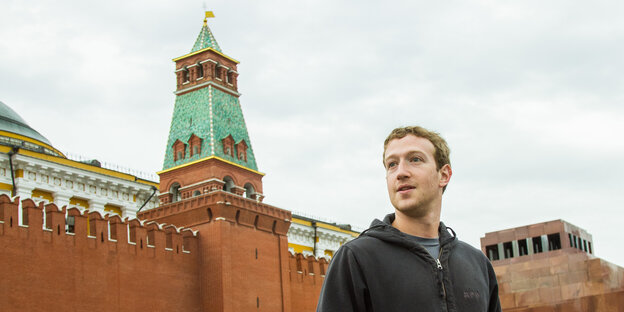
[{"x1": 1, "y1": 0, "x2": 623, "y2": 266}]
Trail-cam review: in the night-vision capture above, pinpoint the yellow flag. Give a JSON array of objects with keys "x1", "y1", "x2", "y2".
[{"x1": 205, "y1": 11, "x2": 215, "y2": 18}]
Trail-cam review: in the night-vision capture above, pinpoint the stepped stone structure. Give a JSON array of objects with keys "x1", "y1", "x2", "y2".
[{"x1": 481, "y1": 220, "x2": 624, "y2": 311}]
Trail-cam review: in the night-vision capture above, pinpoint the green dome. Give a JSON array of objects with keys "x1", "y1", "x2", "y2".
[{"x1": 0, "y1": 100, "x2": 53, "y2": 147}]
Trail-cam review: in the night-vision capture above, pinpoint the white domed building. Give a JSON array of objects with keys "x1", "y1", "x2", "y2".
[{"x1": 0, "y1": 101, "x2": 159, "y2": 220}]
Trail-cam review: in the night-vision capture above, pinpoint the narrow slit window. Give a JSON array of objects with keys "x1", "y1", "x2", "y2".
[
  {"x1": 532, "y1": 237, "x2": 543, "y2": 253},
  {"x1": 518, "y1": 239, "x2": 528, "y2": 256},
  {"x1": 486, "y1": 245, "x2": 499, "y2": 261},
  {"x1": 197, "y1": 63, "x2": 204, "y2": 78},
  {"x1": 503, "y1": 241, "x2": 514, "y2": 259}
]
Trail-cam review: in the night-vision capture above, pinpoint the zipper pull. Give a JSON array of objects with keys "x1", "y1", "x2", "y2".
[{"x1": 436, "y1": 258, "x2": 443, "y2": 270}]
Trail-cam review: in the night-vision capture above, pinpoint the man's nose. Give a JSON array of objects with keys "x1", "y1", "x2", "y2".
[{"x1": 396, "y1": 161, "x2": 410, "y2": 179}]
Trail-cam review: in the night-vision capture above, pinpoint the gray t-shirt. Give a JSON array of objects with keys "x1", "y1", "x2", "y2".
[{"x1": 405, "y1": 234, "x2": 440, "y2": 260}]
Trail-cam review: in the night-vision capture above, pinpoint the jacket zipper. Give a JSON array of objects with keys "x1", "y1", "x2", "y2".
[
  {"x1": 436, "y1": 258, "x2": 446, "y2": 298},
  {"x1": 437, "y1": 251, "x2": 450, "y2": 312}
]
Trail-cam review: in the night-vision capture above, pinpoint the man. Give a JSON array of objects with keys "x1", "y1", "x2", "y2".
[{"x1": 317, "y1": 126, "x2": 501, "y2": 312}]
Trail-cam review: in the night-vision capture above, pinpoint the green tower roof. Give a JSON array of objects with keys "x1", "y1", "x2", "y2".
[
  {"x1": 162, "y1": 86, "x2": 258, "y2": 172},
  {"x1": 162, "y1": 13, "x2": 258, "y2": 173},
  {"x1": 191, "y1": 16, "x2": 222, "y2": 53}
]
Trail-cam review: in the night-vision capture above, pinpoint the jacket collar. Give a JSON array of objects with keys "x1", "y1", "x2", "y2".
[{"x1": 363, "y1": 213, "x2": 457, "y2": 247}]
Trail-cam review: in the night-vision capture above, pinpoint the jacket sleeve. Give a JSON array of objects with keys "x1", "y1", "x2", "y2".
[
  {"x1": 316, "y1": 245, "x2": 370, "y2": 312},
  {"x1": 487, "y1": 260, "x2": 502, "y2": 312}
]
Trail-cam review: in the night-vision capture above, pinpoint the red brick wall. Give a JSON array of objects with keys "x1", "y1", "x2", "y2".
[
  {"x1": 0, "y1": 195, "x2": 201, "y2": 312},
  {"x1": 288, "y1": 253, "x2": 328, "y2": 311},
  {"x1": 1, "y1": 191, "x2": 331, "y2": 312}
]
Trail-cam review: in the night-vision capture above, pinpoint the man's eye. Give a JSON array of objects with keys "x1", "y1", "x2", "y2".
[
  {"x1": 387, "y1": 162, "x2": 397, "y2": 168},
  {"x1": 410, "y1": 157, "x2": 422, "y2": 162}
]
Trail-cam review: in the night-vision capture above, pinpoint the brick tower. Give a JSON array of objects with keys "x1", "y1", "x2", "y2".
[{"x1": 139, "y1": 12, "x2": 293, "y2": 312}]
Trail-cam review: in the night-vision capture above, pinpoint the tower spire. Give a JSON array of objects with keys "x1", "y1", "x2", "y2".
[
  {"x1": 159, "y1": 11, "x2": 263, "y2": 205},
  {"x1": 192, "y1": 11, "x2": 221, "y2": 53}
]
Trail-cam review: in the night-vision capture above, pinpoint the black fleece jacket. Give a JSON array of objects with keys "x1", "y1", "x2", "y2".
[{"x1": 317, "y1": 214, "x2": 501, "y2": 312}]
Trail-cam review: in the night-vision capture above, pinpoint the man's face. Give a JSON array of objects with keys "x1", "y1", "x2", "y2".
[{"x1": 384, "y1": 135, "x2": 451, "y2": 218}]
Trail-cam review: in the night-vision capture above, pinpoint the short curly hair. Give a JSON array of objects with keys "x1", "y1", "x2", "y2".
[{"x1": 383, "y1": 126, "x2": 451, "y2": 171}]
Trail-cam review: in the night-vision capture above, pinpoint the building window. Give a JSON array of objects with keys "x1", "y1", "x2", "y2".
[
  {"x1": 547, "y1": 233, "x2": 561, "y2": 251},
  {"x1": 486, "y1": 245, "x2": 499, "y2": 261},
  {"x1": 518, "y1": 239, "x2": 528, "y2": 256},
  {"x1": 532, "y1": 236, "x2": 543, "y2": 253},
  {"x1": 503, "y1": 241, "x2": 513, "y2": 259},
  {"x1": 243, "y1": 183, "x2": 255, "y2": 199},
  {"x1": 223, "y1": 176, "x2": 234, "y2": 193},
  {"x1": 236, "y1": 140, "x2": 248, "y2": 161},
  {"x1": 188, "y1": 134, "x2": 202, "y2": 157},
  {"x1": 588, "y1": 242, "x2": 593, "y2": 254},
  {"x1": 170, "y1": 183, "x2": 181, "y2": 203},
  {"x1": 173, "y1": 140, "x2": 186, "y2": 161},
  {"x1": 214, "y1": 65, "x2": 222, "y2": 80},
  {"x1": 183, "y1": 67, "x2": 190, "y2": 83},
  {"x1": 222, "y1": 135, "x2": 235, "y2": 157},
  {"x1": 197, "y1": 63, "x2": 204, "y2": 78},
  {"x1": 66, "y1": 216, "x2": 75, "y2": 233}
]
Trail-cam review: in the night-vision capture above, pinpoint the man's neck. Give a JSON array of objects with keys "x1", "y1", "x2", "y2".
[{"x1": 391, "y1": 209, "x2": 440, "y2": 238}]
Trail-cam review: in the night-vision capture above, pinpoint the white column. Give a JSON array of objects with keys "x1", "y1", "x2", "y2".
[
  {"x1": 497, "y1": 243, "x2": 504, "y2": 260},
  {"x1": 512, "y1": 240, "x2": 519, "y2": 258},
  {"x1": 88, "y1": 198, "x2": 107, "y2": 215},
  {"x1": 14, "y1": 184, "x2": 34, "y2": 226},
  {"x1": 54, "y1": 192, "x2": 71, "y2": 210},
  {"x1": 541, "y1": 235, "x2": 549, "y2": 252}
]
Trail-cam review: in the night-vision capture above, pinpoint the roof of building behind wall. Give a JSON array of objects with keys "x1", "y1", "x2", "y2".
[{"x1": 0, "y1": 101, "x2": 52, "y2": 146}]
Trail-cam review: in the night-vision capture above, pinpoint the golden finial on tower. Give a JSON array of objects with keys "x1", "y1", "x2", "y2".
[{"x1": 204, "y1": 11, "x2": 215, "y2": 26}]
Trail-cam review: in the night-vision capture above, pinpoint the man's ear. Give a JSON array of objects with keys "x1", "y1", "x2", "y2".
[{"x1": 439, "y1": 164, "x2": 452, "y2": 188}]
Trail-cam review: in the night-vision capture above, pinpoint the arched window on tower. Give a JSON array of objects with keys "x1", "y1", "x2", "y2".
[
  {"x1": 243, "y1": 183, "x2": 255, "y2": 199},
  {"x1": 188, "y1": 134, "x2": 202, "y2": 157},
  {"x1": 236, "y1": 140, "x2": 248, "y2": 162},
  {"x1": 227, "y1": 70, "x2": 236, "y2": 85},
  {"x1": 197, "y1": 62, "x2": 204, "y2": 79},
  {"x1": 214, "y1": 64, "x2": 222, "y2": 80},
  {"x1": 170, "y1": 183, "x2": 181, "y2": 203},
  {"x1": 183, "y1": 67, "x2": 190, "y2": 83},
  {"x1": 222, "y1": 135, "x2": 235, "y2": 157},
  {"x1": 173, "y1": 140, "x2": 186, "y2": 161},
  {"x1": 223, "y1": 176, "x2": 235, "y2": 193}
]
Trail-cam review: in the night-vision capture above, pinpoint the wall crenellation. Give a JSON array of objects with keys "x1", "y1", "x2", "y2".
[
  {"x1": 0, "y1": 194, "x2": 198, "y2": 258},
  {"x1": 138, "y1": 190, "x2": 292, "y2": 235},
  {"x1": 289, "y1": 252, "x2": 328, "y2": 283},
  {"x1": 141, "y1": 190, "x2": 290, "y2": 221}
]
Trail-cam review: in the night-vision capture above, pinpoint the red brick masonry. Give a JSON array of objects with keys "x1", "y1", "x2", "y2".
[{"x1": 0, "y1": 194, "x2": 326, "y2": 312}]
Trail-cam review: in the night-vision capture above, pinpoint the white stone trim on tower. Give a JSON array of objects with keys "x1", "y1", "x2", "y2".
[{"x1": 208, "y1": 85, "x2": 215, "y2": 155}]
